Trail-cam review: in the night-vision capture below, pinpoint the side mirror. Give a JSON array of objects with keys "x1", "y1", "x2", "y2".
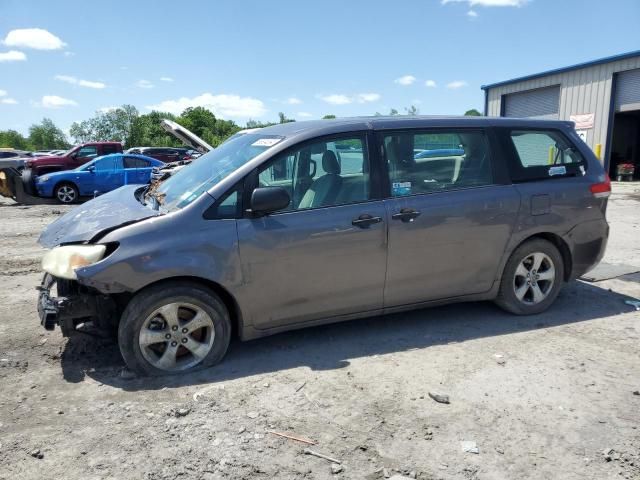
[{"x1": 249, "y1": 187, "x2": 290, "y2": 216}]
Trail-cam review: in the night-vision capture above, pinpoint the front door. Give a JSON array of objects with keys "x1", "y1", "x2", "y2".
[
  {"x1": 236, "y1": 134, "x2": 388, "y2": 329},
  {"x1": 381, "y1": 128, "x2": 520, "y2": 307},
  {"x1": 93, "y1": 155, "x2": 124, "y2": 193}
]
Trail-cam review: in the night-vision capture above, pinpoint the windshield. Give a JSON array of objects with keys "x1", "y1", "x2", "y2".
[{"x1": 154, "y1": 133, "x2": 283, "y2": 211}]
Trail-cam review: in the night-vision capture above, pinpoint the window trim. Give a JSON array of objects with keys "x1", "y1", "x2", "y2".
[
  {"x1": 240, "y1": 131, "x2": 382, "y2": 218},
  {"x1": 375, "y1": 127, "x2": 500, "y2": 199},
  {"x1": 203, "y1": 181, "x2": 244, "y2": 220},
  {"x1": 498, "y1": 127, "x2": 587, "y2": 183}
]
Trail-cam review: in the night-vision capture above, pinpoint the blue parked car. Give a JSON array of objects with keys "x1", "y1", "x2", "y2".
[{"x1": 35, "y1": 153, "x2": 164, "y2": 204}]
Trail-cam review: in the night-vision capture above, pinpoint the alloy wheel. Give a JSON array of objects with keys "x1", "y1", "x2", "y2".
[
  {"x1": 56, "y1": 185, "x2": 76, "y2": 203},
  {"x1": 513, "y1": 252, "x2": 556, "y2": 305},
  {"x1": 138, "y1": 302, "x2": 215, "y2": 372}
]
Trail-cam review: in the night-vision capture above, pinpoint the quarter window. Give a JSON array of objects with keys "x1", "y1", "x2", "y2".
[
  {"x1": 384, "y1": 130, "x2": 493, "y2": 196},
  {"x1": 507, "y1": 130, "x2": 586, "y2": 182},
  {"x1": 257, "y1": 136, "x2": 370, "y2": 212}
]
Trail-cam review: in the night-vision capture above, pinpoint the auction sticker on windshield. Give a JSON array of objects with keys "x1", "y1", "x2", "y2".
[{"x1": 252, "y1": 138, "x2": 282, "y2": 147}]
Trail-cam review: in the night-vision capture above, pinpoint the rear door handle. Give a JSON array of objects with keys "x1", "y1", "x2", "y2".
[
  {"x1": 352, "y1": 214, "x2": 383, "y2": 229},
  {"x1": 392, "y1": 208, "x2": 421, "y2": 223}
]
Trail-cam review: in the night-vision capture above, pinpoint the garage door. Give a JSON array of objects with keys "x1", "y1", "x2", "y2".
[
  {"x1": 503, "y1": 86, "x2": 560, "y2": 119},
  {"x1": 615, "y1": 68, "x2": 640, "y2": 112}
]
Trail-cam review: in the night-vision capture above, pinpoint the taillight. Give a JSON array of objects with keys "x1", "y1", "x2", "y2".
[{"x1": 590, "y1": 174, "x2": 611, "y2": 198}]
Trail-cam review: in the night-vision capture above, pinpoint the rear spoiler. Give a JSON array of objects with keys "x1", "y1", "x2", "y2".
[{"x1": 161, "y1": 119, "x2": 214, "y2": 154}]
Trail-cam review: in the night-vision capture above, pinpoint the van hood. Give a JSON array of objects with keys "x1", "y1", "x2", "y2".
[{"x1": 38, "y1": 185, "x2": 161, "y2": 248}]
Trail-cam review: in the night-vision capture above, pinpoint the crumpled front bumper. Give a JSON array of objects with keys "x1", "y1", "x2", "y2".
[{"x1": 37, "y1": 273, "x2": 118, "y2": 337}]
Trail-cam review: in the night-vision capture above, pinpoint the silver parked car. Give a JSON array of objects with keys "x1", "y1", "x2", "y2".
[{"x1": 37, "y1": 116, "x2": 610, "y2": 375}]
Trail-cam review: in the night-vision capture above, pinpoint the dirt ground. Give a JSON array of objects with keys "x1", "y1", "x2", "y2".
[{"x1": 0, "y1": 184, "x2": 639, "y2": 480}]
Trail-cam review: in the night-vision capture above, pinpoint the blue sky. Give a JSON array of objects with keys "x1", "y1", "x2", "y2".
[{"x1": 1, "y1": 0, "x2": 639, "y2": 136}]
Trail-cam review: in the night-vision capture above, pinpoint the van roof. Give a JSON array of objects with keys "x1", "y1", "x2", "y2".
[{"x1": 256, "y1": 116, "x2": 575, "y2": 139}]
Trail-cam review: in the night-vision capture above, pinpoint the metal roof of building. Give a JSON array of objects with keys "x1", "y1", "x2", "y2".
[{"x1": 481, "y1": 50, "x2": 640, "y2": 90}]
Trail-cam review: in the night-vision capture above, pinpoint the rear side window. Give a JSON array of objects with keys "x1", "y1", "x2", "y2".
[
  {"x1": 507, "y1": 130, "x2": 586, "y2": 182},
  {"x1": 383, "y1": 129, "x2": 493, "y2": 196},
  {"x1": 102, "y1": 144, "x2": 119, "y2": 154}
]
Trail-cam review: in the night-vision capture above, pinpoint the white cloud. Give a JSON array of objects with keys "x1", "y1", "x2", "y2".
[
  {"x1": 424, "y1": 80, "x2": 437, "y2": 88},
  {"x1": 442, "y1": 0, "x2": 527, "y2": 6},
  {"x1": 297, "y1": 112, "x2": 313, "y2": 118},
  {"x1": 467, "y1": 9, "x2": 478, "y2": 16},
  {"x1": 41, "y1": 95, "x2": 77, "y2": 108},
  {"x1": 0, "y1": 50, "x2": 27, "y2": 62},
  {"x1": 55, "y1": 75, "x2": 106, "y2": 89},
  {"x1": 319, "y1": 94, "x2": 352, "y2": 105},
  {"x1": 98, "y1": 106, "x2": 118, "y2": 113},
  {"x1": 357, "y1": 93, "x2": 381, "y2": 103},
  {"x1": 136, "y1": 79, "x2": 154, "y2": 89},
  {"x1": 146, "y1": 92, "x2": 267, "y2": 118},
  {"x1": 394, "y1": 75, "x2": 416, "y2": 86},
  {"x1": 160, "y1": 77, "x2": 174, "y2": 82},
  {"x1": 3, "y1": 28, "x2": 66, "y2": 50},
  {"x1": 286, "y1": 97, "x2": 302, "y2": 105},
  {"x1": 1, "y1": 98, "x2": 18, "y2": 105},
  {"x1": 446, "y1": 80, "x2": 468, "y2": 89},
  {"x1": 0, "y1": 90, "x2": 6, "y2": 97},
  {"x1": 63, "y1": 51, "x2": 75, "y2": 57}
]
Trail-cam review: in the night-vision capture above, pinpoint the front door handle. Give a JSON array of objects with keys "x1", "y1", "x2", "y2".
[
  {"x1": 352, "y1": 214, "x2": 383, "y2": 229},
  {"x1": 392, "y1": 208, "x2": 421, "y2": 223}
]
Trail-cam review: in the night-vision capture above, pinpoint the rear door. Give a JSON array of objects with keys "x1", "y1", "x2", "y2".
[
  {"x1": 236, "y1": 133, "x2": 388, "y2": 329},
  {"x1": 380, "y1": 127, "x2": 520, "y2": 306}
]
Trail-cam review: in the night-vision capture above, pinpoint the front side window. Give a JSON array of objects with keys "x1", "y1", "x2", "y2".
[
  {"x1": 507, "y1": 130, "x2": 586, "y2": 181},
  {"x1": 257, "y1": 136, "x2": 370, "y2": 212},
  {"x1": 384, "y1": 130, "x2": 492, "y2": 196},
  {"x1": 93, "y1": 155, "x2": 120, "y2": 171}
]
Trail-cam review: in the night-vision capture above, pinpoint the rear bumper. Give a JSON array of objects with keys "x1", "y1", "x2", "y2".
[{"x1": 567, "y1": 219, "x2": 609, "y2": 279}]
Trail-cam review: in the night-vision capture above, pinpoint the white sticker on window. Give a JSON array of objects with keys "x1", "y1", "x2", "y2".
[
  {"x1": 251, "y1": 138, "x2": 282, "y2": 147},
  {"x1": 548, "y1": 166, "x2": 567, "y2": 176}
]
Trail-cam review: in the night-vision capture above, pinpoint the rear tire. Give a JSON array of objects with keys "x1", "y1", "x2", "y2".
[
  {"x1": 118, "y1": 282, "x2": 231, "y2": 376},
  {"x1": 54, "y1": 182, "x2": 79, "y2": 204},
  {"x1": 495, "y1": 238, "x2": 564, "y2": 315}
]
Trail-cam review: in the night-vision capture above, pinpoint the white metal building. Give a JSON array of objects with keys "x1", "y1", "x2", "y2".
[{"x1": 482, "y1": 50, "x2": 640, "y2": 178}]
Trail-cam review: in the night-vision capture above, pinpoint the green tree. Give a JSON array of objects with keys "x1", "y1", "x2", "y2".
[
  {"x1": 176, "y1": 106, "x2": 240, "y2": 147},
  {"x1": 464, "y1": 108, "x2": 482, "y2": 116},
  {"x1": 69, "y1": 105, "x2": 139, "y2": 146},
  {"x1": 389, "y1": 108, "x2": 399, "y2": 116},
  {"x1": 128, "y1": 111, "x2": 180, "y2": 148},
  {"x1": 278, "y1": 112, "x2": 295, "y2": 124},
  {"x1": 0, "y1": 129, "x2": 30, "y2": 149},
  {"x1": 322, "y1": 114, "x2": 336, "y2": 120},
  {"x1": 28, "y1": 118, "x2": 69, "y2": 149},
  {"x1": 405, "y1": 105, "x2": 419, "y2": 115}
]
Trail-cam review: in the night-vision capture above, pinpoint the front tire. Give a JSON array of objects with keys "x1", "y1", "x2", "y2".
[
  {"x1": 54, "y1": 182, "x2": 79, "y2": 204},
  {"x1": 118, "y1": 282, "x2": 231, "y2": 376},
  {"x1": 495, "y1": 238, "x2": 564, "y2": 315}
]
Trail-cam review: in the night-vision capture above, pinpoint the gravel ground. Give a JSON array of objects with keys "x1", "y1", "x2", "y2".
[{"x1": 0, "y1": 184, "x2": 639, "y2": 480}]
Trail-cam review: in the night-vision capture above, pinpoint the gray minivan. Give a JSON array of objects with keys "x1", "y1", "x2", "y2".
[{"x1": 37, "y1": 117, "x2": 610, "y2": 375}]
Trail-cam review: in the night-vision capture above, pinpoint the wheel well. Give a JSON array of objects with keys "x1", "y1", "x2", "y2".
[
  {"x1": 516, "y1": 233, "x2": 573, "y2": 281},
  {"x1": 123, "y1": 276, "x2": 243, "y2": 340},
  {"x1": 53, "y1": 180, "x2": 78, "y2": 192}
]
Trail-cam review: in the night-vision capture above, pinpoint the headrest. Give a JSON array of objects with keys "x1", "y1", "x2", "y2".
[{"x1": 322, "y1": 150, "x2": 340, "y2": 175}]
